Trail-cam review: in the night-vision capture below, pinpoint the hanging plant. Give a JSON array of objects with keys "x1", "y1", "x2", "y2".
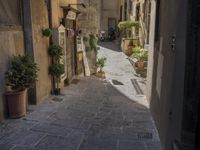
[{"x1": 42, "y1": 28, "x2": 52, "y2": 37}]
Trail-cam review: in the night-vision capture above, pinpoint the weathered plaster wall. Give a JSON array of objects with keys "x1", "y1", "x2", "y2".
[
  {"x1": 31, "y1": 0, "x2": 51, "y2": 104},
  {"x1": 101, "y1": 0, "x2": 120, "y2": 32},
  {"x1": 51, "y1": 0, "x2": 60, "y2": 28},
  {"x1": 0, "y1": 27, "x2": 25, "y2": 121}
]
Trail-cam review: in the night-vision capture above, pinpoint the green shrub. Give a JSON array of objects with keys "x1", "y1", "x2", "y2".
[
  {"x1": 49, "y1": 64, "x2": 65, "y2": 78},
  {"x1": 118, "y1": 21, "x2": 140, "y2": 38},
  {"x1": 5, "y1": 55, "x2": 39, "y2": 91},
  {"x1": 48, "y1": 45, "x2": 63, "y2": 60},
  {"x1": 131, "y1": 48, "x2": 148, "y2": 61},
  {"x1": 133, "y1": 46, "x2": 142, "y2": 53},
  {"x1": 42, "y1": 28, "x2": 52, "y2": 37}
]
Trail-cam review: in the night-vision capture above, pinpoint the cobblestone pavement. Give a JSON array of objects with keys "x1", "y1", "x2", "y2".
[{"x1": 0, "y1": 42, "x2": 161, "y2": 150}]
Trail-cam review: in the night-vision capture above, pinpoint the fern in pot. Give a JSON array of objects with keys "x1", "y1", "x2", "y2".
[{"x1": 5, "y1": 55, "x2": 38, "y2": 118}]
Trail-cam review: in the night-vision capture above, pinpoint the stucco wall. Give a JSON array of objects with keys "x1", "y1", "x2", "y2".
[
  {"x1": 31, "y1": 0, "x2": 51, "y2": 104},
  {"x1": 0, "y1": 27, "x2": 25, "y2": 121},
  {"x1": 101, "y1": 0, "x2": 120, "y2": 32},
  {"x1": 51, "y1": 0, "x2": 60, "y2": 28}
]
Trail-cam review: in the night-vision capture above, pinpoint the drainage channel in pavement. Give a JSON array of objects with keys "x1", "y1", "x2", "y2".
[
  {"x1": 131, "y1": 79, "x2": 144, "y2": 95},
  {"x1": 112, "y1": 79, "x2": 124, "y2": 85}
]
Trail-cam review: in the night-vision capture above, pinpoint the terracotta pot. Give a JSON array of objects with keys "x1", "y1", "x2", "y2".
[
  {"x1": 5, "y1": 89, "x2": 27, "y2": 118},
  {"x1": 96, "y1": 71, "x2": 106, "y2": 79},
  {"x1": 137, "y1": 61, "x2": 145, "y2": 69},
  {"x1": 126, "y1": 46, "x2": 134, "y2": 56}
]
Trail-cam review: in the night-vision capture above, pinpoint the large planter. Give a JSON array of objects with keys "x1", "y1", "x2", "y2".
[
  {"x1": 121, "y1": 38, "x2": 139, "y2": 55},
  {"x1": 5, "y1": 89, "x2": 27, "y2": 118}
]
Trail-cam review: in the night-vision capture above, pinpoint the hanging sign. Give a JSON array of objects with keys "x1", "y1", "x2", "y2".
[{"x1": 66, "y1": 11, "x2": 76, "y2": 20}]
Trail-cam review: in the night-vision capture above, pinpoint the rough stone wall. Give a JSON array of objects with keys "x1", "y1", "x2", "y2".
[
  {"x1": 31, "y1": 0, "x2": 51, "y2": 104},
  {"x1": 76, "y1": 0, "x2": 101, "y2": 35},
  {"x1": 0, "y1": 27, "x2": 25, "y2": 121}
]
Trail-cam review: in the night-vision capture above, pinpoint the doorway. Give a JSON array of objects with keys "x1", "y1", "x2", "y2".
[{"x1": 108, "y1": 18, "x2": 117, "y2": 31}]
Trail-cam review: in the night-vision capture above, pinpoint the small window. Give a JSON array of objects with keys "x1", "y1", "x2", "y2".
[{"x1": 0, "y1": 0, "x2": 22, "y2": 26}]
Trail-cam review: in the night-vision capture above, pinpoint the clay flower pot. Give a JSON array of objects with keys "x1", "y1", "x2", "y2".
[
  {"x1": 137, "y1": 61, "x2": 145, "y2": 69},
  {"x1": 5, "y1": 89, "x2": 27, "y2": 118},
  {"x1": 96, "y1": 71, "x2": 106, "y2": 79},
  {"x1": 126, "y1": 45, "x2": 134, "y2": 56}
]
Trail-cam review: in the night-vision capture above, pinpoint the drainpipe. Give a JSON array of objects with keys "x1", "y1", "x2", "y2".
[{"x1": 22, "y1": 0, "x2": 37, "y2": 104}]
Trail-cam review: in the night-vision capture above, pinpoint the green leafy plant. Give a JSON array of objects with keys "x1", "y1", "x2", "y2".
[
  {"x1": 42, "y1": 28, "x2": 52, "y2": 37},
  {"x1": 131, "y1": 48, "x2": 148, "y2": 61},
  {"x1": 5, "y1": 55, "x2": 39, "y2": 92},
  {"x1": 118, "y1": 21, "x2": 140, "y2": 38},
  {"x1": 48, "y1": 44, "x2": 64, "y2": 92},
  {"x1": 48, "y1": 45, "x2": 63, "y2": 60},
  {"x1": 49, "y1": 64, "x2": 65, "y2": 88},
  {"x1": 133, "y1": 46, "x2": 142, "y2": 53},
  {"x1": 96, "y1": 57, "x2": 107, "y2": 72},
  {"x1": 89, "y1": 34, "x2": 98, "y2": 53}
]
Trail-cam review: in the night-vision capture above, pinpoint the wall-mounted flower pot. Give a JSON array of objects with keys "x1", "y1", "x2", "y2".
[
  {"x1": 5, "y1": 89, "x2": 27, "y2": 119},
  {"x1": 42, "y1": 28, "x2": 52, "y2": 37}
]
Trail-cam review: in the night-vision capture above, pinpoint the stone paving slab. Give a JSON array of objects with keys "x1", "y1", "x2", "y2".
[{"x1": 0, "y1": 42, "x2": 161, "y2": 150}]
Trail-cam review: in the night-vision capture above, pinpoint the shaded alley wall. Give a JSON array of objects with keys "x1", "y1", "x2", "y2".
[
  {"x1": 147, "y1": 0, "x2": 188, "y2": 149},
  {"x1": 31, "y1": 0, "x2": 51, "y2": 104}
]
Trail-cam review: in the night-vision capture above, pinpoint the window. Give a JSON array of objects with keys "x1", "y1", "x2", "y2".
[{"x1": 0, "y1": 0, "x2": 22, "y2": 26}]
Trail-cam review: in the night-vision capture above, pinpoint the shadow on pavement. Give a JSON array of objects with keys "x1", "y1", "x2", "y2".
[{"x1": 98, "y1": 42, "x2": 121, "y2": 52}]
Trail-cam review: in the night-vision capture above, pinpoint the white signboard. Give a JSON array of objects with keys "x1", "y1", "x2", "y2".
[{"x1": 66, "y1": 11, "x2": 76, "y2": 20}]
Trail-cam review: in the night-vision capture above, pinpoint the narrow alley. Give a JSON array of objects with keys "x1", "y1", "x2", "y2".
[{"x1": 0, "y1": 42, "x2": 161, "y2": 150}]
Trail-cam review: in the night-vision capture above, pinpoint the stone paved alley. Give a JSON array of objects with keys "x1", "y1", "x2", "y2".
[{"x1": 0, "y1": 42, "x2": 161, "y2": 150}]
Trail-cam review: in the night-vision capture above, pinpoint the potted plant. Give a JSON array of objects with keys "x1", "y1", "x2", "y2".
[
  {"x1": 118, "y1": 21, "x2": 139, "y2": 38},
  {"x1": 48, "y1": 45, "x2": 64, "y2": 95},
  {"x1": 132, "y1": 48, "x2": 148, "y2": 69},
  {"x1": 49, "y1": 64, "x2": 65, "y2": 95},
  {"x1": 5, "y1": 55, "x2": 38, "y2": 118},
  {"x1": 42, "y1": 28, "x2": 52, "y2": 37},
  {"x1": 126, "y1": 40, "x2": 135, "y2": 56},
  {"x1": 96, "y1": 57, "x2": 107, "y2": 79},
  {"x1": 118, "y1": 21, "x2": 140, "y2": 54}
]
